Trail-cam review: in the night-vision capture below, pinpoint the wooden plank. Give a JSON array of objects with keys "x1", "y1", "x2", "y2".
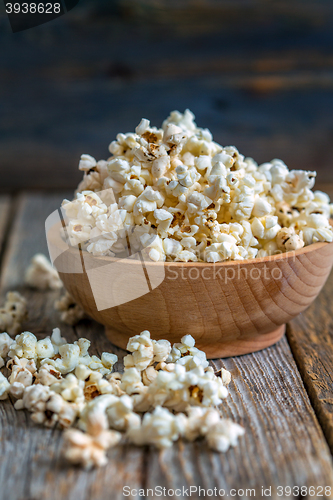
[
  {"x1": 1, "y1": 193, "x2": 333, "y2": 499},
  {"x1": 287, "y1": 187, "x2": 333, "y2": 453}
]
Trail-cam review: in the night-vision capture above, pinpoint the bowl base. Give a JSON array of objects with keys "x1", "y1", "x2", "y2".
[{"x1": 104, "y1": 324, "x2": 286, "y2": 359}]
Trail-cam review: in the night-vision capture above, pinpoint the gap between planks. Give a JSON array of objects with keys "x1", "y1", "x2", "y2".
[{"x1": 0, "y1": 192, "x2": 333, "y2": 500}]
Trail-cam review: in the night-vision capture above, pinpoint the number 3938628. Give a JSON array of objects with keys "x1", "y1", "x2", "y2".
[{"x1": 5, "y1": 0, "x2": 80, "y2": 33}]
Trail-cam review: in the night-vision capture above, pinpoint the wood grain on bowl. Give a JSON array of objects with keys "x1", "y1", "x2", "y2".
[{"x1": 49, "y1": 222, "x2": 333, "y2": 358}]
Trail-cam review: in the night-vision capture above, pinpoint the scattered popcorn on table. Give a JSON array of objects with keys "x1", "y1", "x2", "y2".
[
  {"x1": 0, "y1": 328, "x2": 243, "y2": 468},
  {"x1": 61, "y1": 110, "x2": 333, "y2": 263},
  {"x1": 34, "y1": 363, "x2": 62, "y2": 386},
  {"x1": 54, "y1": 291, "x2": 85, "y2": 326},
  {"x1": 0, "y1": 291, "x2": 27, "y2": 336},
  {"x1": 24, "y1": 253, "x2": 63, "y2": 290}
]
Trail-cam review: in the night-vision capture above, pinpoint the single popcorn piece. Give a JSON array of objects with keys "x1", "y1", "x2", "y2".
[
  {"x1": 120, "y1": 367, "x2": 150, "y2": 412},
  {"x1": 106, "y1": 394, "x2": 141, "y2": 431},
  {"x1": 167, "y1": 334, "x2": 209, "y2": 370},
  {"x1": 124, "y1": 330, "x2": 171, "y2": 371},
  {"x1": 14, "y1": 383, "x2": 51, "y2": 411},
  {"x1": 0, "y1": 291, "x2": 28, "y2": 336},
  {"x1": 41, "y1": 338, "x2": 89, "y2": 374},
  {"x1": 75, "y1": 365, "x2": 118, "y2": 401},
  {"x1": 142, "y1": 365, "x2": 159, "y2": 386},
  {"x1": 64, "y1": 410, "x2": 121, "y2": 469},
  {"x1": 62, "y1": 110, "x2": 333, "y2": 263},
  {"x1": 205, "y1": 419, "x2": 245, "y2": 452},
  {"x1": 34, "y1": 363, "x2": 62, "y2": 386},
  {"x1": 147, "y1": 364, "x2": 229, "y2": 412},
  {"x1": 7, "y1": 356, "x2": 37, "y2": 398},
  {"x1": 50, "y1": 327, "x2": 67, "y2": 354},
  {"x1": 184, "y1": 406, "x2": 221, "y2": 441},
  {"x1": 54, "y1": 291, "x2": 85, "y2": 326},
  {"x1": 127, "y1": 406, "x2": 187, "y2": 449},
  {"x1": 24, "y1": 254, "x2": 63, "y2": 290},
  {"x1": 276, "y1": 227, "x2": 305, "y2": 252},
  {"x1": 105, "y1": 372, "x2": 125, "y2": 397},
  {"x1": 87, "y1": 352, "x2": 118, "y2": 376},
  {"x1": 51, "y1": 373, "x2": 85, "y2": 407},
  {"x1": 31, "y1": 392, "x2": 78, "y2": 428},
  {"x1": 214, "y1": 367, "x2": 232, "y2": 385},
  {"x1": 0, "y1": 327, "x2": 246, "y2": 469}
]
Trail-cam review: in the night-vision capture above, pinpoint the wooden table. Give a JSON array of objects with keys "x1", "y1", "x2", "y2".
[{"x1": 1, "y1": 191, "x2": 333, "y2": 500}]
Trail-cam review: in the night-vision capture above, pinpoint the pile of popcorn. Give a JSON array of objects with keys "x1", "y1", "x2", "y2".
[
  {"x1": 62, "y1": 109, "x2": 333, "y2": 262},
  {"x1": 0, "y1": 326, "x2": 244, "y2": 469}
]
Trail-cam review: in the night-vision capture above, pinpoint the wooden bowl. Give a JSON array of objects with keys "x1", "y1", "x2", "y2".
[{"x1": 48, "y1": 222, "x2": 333, "y2": 358}]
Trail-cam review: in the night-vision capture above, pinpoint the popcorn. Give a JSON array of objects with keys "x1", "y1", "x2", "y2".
[
  {"x1": 205, "y1": 419, "x2": 245, "y2": 452},
  {"x1": 63, "y1": 410, "x2": 121, "y2": 469},
  {"x1": 276, "y1": 227, "x2": 304, "y2": 252},
  {"x1": 8, "y1": 331, "x2": 52, "y2": 361},
  {"x1": 184, "y1": 406, "x2": 221, "y2": 441},
  {"x1": 105, "y1": 372, "x2": 125, "y2": 397},
  {"x1": 41, "y1": 338, "x2": 90, "y2": 374},
  {"x1": 147, "y1": 364, "x2": 229, "y2": 412},
  {"x1": 0, "y1": 332, "x2": 14, "y2": 368},
  {"x1": 54, "y1": 291, "x2": 85, "y2": 326},
  {"x1": 127, "y1": 406, "x2": 187, "y2": 449},
  {"x1": 167, "y1": 334, "x2": 209, "y2": 370},
  {"x1": 75, "y1": 365, "x2": 116, "y2": 400},
  {"x1": 62, "y1": 110, "x2": 333, "y2": 262},
  {"x1": 0, "y1": 372, "x2": 10, "y2": 400},
  {"x1": 14, "y1": 383, "x2": 51, "y2": 411},
  {"x1": 50, "y1": 327, "x2": 67, "y2": 354},
  {"x1": 123, "y1": 330, "x2": 171, "y2": 371},
  {"x1": 24, "y1": 254, "x2": 62, "y2": 290},
  {"x1": 0, "y1": 291, "x2": 27, "y2": 336},
  {"x1": 31, "y1": 392, "x2": 78, "y2": 428},
  {"x1": 79, "y1": 154, "x2": 97, "y2": 172},
  {"x1": 142, "y1": 366, "x2": 159, "y2": 386},
  {"x1": 51, "y1": 373, "x2": 85, "y2": 407},
  {"x1": 0, "y1": 327, "x2": 245, "y2": 469},
  {"x1": 7, "y1": 356, "x2": 37, "y2": 398},
  {"x1": 106, "y1": 394, "x2": 141, "y2": 431},
  {"x1": 34, "y1": 363, "x2": 62, "y2": 386},
  {"x1": 214, "y1": 367, "x2": 232, "y2": 385},
  {"x1": 87, "y1": 352, "x2": 118, "y2": 376},
  {"x1": 123, "y1": 331, "x2": 153, "y2": 371}
]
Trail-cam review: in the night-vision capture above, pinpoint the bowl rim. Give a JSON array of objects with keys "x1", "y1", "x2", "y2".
[{"x1": 48, "y1": 220, "x2": 333, "y2": 268}]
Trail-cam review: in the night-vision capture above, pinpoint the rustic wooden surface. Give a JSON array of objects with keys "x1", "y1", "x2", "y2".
[
  {"x1": 2, "y1": 0, "x2": 333, "y2": 190},
  {"x1": 286, "y1": 187, "x2": 333, "y2": 453},
  {"x1": 1, "y1": 192, "x2": 333, "y2": 499}
]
